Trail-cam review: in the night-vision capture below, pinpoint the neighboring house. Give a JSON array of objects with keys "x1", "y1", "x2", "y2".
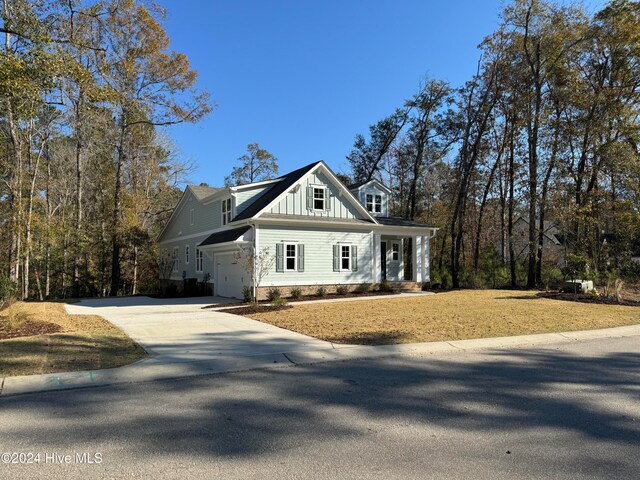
[
  {"x1": 510, "y1": 217, "x2": 566, "y2": 265},
  {"x1": 158, "y1": 161, "x2": 437, "y2": 299}
]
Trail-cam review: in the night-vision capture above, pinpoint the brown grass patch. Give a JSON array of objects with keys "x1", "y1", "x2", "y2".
[
  {"x1": 247, "y1": 290, "x2": 640, "y2": 345},
  {"x1": 0, "y1": 302, "x2": 146, "y2": 377}
]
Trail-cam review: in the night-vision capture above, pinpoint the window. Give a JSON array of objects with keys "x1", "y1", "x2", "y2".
[
  {"x1": 221, "y1": 198, "x2": 232, "y2": 225},
  {"x1": 189, "y1": 208, "x2": 194, "y2": 225},
  {"x1": 391, "y1": 242, "x2": 400, "y2": 262},
  {"x1": 341, "y1": 245, "x2": 351, "y2": 271},
  {"x1": 172, "y1": 247, "x2": 179, "y2": 272},
  {"x1": 276, "y1": 243, "x2": 304, "y2": 272},
  {"x1": 313, "y1": 187, "x2": 326, "y2": 210},
  {"x1": 285, "y1": 244, "x2": 297, "y2": 271},
  {"x1": 196, "y1": 248, "x2": 203, "y2": 272},
  {"x1": 185, "y1": 245, "x2": 190, "y2": 265},
  {"x1": 366, "y1": 194, "x2": 382, "y2": 213}
]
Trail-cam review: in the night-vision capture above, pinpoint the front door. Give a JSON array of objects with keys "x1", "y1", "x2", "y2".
[{"x1": 380, "y1": 241, "x2": 387, "y2": 280}]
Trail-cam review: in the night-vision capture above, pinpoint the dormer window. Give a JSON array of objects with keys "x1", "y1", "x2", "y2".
[
  {"x1": 222, "y1": 198, "x2": 232, "y2": 225},
  {"x1": 366, "y1": 194, "x2": 382, "y2": 213}
]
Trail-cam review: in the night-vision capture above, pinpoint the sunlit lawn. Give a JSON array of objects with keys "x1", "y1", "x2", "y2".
[{"x1": 248, "y1": 290, "x2": 640, "y2": 345}]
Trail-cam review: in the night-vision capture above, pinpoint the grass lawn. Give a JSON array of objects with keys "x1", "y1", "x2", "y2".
[
  {"x1": 247, "y1": 290, "x2": 640, "y2": 345},
  {"x1": 0, "y1": 302, "x2": 146, "y2": 377}
]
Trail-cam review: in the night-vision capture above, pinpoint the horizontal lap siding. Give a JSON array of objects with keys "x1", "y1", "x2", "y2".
[
  {"x1": 258, "y1": 225, "x2": 373, "y2": 286},
  {"x1": 235, "y1": 186, "x2": 270, "y2": 215},
  {"x1": 159, "y1": 236, "x2": 215, "y2": 282},
  {"x1": 162, "y1": 191, "x2": 221, "y2": 240},
  {"x1": 269, "y1": 171, "x2": 363, "y2": 219}
]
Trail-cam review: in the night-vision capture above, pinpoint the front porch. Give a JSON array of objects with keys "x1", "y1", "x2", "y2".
[{"x1": 373, "y1": 232, "x2": 431, "y2": 285}]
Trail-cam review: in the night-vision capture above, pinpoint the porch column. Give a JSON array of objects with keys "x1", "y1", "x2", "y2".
[
  {"x1": 373, "y1": 233, "x2": 381, "y2": 283},
  {"x1": 413, "y1": 235, "x2": 423, "y2": 282},
  {"x1": 422, "y1": 235, "x2": 430, "y2": 282}
]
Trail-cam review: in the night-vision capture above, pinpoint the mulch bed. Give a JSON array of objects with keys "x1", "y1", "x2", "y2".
[
  {"x1": 0, "y1": 319, "x2": 62, "y2": 340},
  {"x1": 223, "y1": 305, "x2": 294, "y2": 316},
  {"x1": 203, "y1": 290, "x2": 400, "y2": 309},
  {"x1": 537, "y1": 291, "x2": 640, "y2": 307}
]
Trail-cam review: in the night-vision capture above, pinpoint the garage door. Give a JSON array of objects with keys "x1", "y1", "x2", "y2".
[{"x1": 216, "y1": 253, "x2": 247, "y2": 299}]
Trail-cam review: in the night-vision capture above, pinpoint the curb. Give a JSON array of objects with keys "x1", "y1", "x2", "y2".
[{"x1": 1, "y1": 323, "x2": 639, "y2": 398}]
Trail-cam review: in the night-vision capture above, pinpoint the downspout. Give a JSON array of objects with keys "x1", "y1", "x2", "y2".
[{"x1": 251, "y1": 223, "x2": 257, "y2": 301}]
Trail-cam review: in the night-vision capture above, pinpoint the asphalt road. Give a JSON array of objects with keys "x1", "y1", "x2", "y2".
[{"x1": 1, "y1": 336, "x2": 639, "y2": 479}]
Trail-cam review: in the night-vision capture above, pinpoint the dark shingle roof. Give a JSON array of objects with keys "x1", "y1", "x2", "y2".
[
  {"x1": 376, "y1": 217, "x2": 435, "y2": 228},
  {"x1": 198, "y1": 226, "x2": 251, "y2": 247},
  {"x1": 347, "y1": 181, "x2": 366, "y2": 190},
  {"x1": 260, "y1": 213, "x2": 374, "y2": 224},
  {"x1": 232, "y1": 161, "x2": 321, "y2": 221}
]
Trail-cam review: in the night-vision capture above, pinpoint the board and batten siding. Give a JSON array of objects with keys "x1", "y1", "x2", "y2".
[
  {"x1": 159, "y1": 235, "x2": 215, "y2": 282},
  {"x1": 269, "y1": 171, "x2": 364, "y2": 219},
  {"x1": 161, "y1": 190, "x2": 222, "y2": 241},
  {"x1": 258, "y1": 225, "x2": 373, "y2": 286},
  {"x1": 235, "y1": 186, "x2": 271, "y2": 216}
]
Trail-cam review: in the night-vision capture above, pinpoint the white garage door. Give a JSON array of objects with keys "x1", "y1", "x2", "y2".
[{"x1": 216, "y1": 253, "x2": 247, "y2": 299}]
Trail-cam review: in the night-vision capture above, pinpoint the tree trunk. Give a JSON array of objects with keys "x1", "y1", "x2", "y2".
[
  {"x1": 110, "y1": 120, "x2": 127, "y2": 296},
  {"x1": 473, "y1": 157, "x2": 500, "y2": 271}
]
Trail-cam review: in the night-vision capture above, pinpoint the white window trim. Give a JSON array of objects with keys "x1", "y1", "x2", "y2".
[
  {"x1": 366, "y1": 193, "x2": 382, "y2": 213},
  {"x1": 172, "y1": 247, "x2": 179, "y2": 272},
  {"x1": 340, "y1": 244, "x2": 352, "y2": 272},
  {"x1": 311, "y1": 185, "x2": 327, "y2": 211},
  {"x1": 284, "y1": 243, "x2": 297, "y2": 272},
  {"x1": 195, "y1": 248, "x2": 203, "y2": 273},
  {"x1": 221, "y1": 197, "x2": 232, "y2": 225},
  {"x1": 391, "y1": 242, "x2": 400, "y2": 262},
  {"x1": 185, "y1": 245, "x2": 190, "y2": 265}
]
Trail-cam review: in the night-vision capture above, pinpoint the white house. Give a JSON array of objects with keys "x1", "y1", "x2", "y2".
[{"x1": 158, "y1": 161, "x2": 437, "y2": 299}]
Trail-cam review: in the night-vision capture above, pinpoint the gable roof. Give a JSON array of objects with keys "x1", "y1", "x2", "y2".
[
  {"x1": 199, "y1": 226, "x2": 251, "y2": 247},
  {"x1": 348, "y1": 179, "x2": 392, "y2": 194},
  {"x1": 233, "y1": 160, "x2": 378, "y2": 224},
  {"x1": 190, "y1": 184, "x2": 223, "y2": 200},
  {"x1": 232, "y1": 161, "x2": 322, "y2": 222}
]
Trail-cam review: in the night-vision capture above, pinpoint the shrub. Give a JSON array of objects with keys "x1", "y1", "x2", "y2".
[
  {"x1": 439, "y1": 270, "x2": 452, "y2": 290},
  {"x1": 336, "y1": 285, "x2": 349, "y2": 295},
  {"x1": 354, "y1": 283, "x2": 370, "y2": 294},
  {"x1": 316, "y1": 286, "x2": 327, "y2": 297},
  {"x1": 272, "y1": 297, "x2": 288, "y2": 307},
  {"x1": 242, "y1": 285, "x2": 253, "y2": 303},
  {"x1": 562, "y1": 253, "x2": 592, "y2": 280},
  {"x1": 379, "y1": 279, "x2": 393, "y2": 292},
  {"x1": 541, "y1": 267, "x2": 564, "y2": 290},
  {"x1": 0, "y1": 275, "x2": 18, "y2": 310},
  {"x1": 290, "y1": 287, "x2": 303, "y2": 299},
  {"x1": 266, "y1": 287, "x2": 282, "y2": 302}
]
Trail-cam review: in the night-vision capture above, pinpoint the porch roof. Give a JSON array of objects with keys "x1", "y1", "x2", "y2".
[
  {"x1": 198, "y1": 226, "x2": 251, "y2": 247},
  {"x1": 376, "y1": 217, "x2": 436, "y2": 228}
]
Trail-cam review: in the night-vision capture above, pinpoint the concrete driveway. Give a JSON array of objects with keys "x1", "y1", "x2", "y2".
[{"x1": 65, "y1": 296, "x2": 335, "y2": 364}]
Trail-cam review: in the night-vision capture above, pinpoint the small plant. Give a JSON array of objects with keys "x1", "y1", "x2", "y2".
[
  {"x1": 316, "y1": 286, "x2": 327, "y2": 297},
  {"x1": 242, "y1": 285, "x2": 253, "y2": 303},
  {"x1": 614, "y1": 278, "x2": 624, "y2": 303},
  {"x1": 272, "y1": 297, "x2": 288, "y2": 307},
  {"x1": 0, "y1": 275, "x2": 18, "y2": 310},
  {"x1": 267, "y1": 287, "x2": 282, "y2": 302},
  {"x1": 290, "y1": 287, "x2": 303, "y2": 299},
  {"x1": 6, "y1": 310, "x2": 29, "y2": 331},
  {"x1": 336, "y1": 285, "x2": 349, "y2": 295},
  {"x1": 379, "y1": 279, "x2": 393, "y2": 292},
  {"x1": 354, "y1": 283, "x2": 370, "y2": 294},
  {"x1": 590, "y1": 288, "x2": 600, "y2": 300}
]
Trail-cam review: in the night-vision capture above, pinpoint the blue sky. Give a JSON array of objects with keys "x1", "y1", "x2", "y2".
[{"x1": 160, "y1": 0, "x2": 600, "y2": 186}]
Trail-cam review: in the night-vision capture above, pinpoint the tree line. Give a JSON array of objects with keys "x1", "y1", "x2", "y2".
[
  {"x1": 347, "y1": 0, "x2": 640, "y2": 289},
  {"x1": 1, "y1": 0, "x2": 211, "y2": 300}
]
